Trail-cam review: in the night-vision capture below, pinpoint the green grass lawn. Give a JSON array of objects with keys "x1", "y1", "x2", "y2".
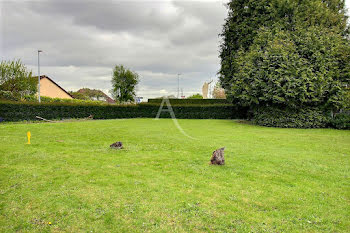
[{"x1": 0, "y1": 119, "x2": 349, "y2": 232}]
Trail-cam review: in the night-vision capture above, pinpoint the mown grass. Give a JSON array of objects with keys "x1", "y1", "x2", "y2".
[{"x1": 0, "y1": 119, "x2": 349, "y2": 232}]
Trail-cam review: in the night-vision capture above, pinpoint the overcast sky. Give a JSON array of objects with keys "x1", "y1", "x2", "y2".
[{"x1": 1, "y1": 0, "x2": 349, "y2": 99}]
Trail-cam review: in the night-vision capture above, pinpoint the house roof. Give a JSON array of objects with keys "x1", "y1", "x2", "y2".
[{"x1": 34, "y1": 75, "x2": 74, "y2": 98}]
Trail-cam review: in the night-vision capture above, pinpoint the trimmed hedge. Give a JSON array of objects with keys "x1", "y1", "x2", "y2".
[
  {"x1": 22, "y1": 95, "x2": 109, "y2": 105},
  {"x1": 252, "y1": 106, "x2": 330, "y2": 128},
  {"x1": 0, "y1": 92, "x2": 107, "y2": 105},
  {"x1": 0, "y1": 101, "x2": 248, "y2": 122},
  {"x1": 148, "y1": 99, "x2": 230, "y2": 105},
  {"x1": 329, "y1": 112, "x2": 350, "y2": 129}
]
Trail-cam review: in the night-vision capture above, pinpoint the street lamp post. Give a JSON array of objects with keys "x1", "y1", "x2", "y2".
[
  {"x1": 38, "y1": 50, "x2": 42, "y2": 103},
  {"x1": 177, "y1": 73, "x2": 181, "y2": 98}
]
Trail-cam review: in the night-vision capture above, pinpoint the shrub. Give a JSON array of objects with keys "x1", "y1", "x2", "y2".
[
  {"x1": 0, "y1": 91, "x2": 17, "y2": 101},
  {"x1": 330, "y1": 113, "x2": 350, "y2": 130},
  {"x1": 0, "y1": 101, "x2": 247, "y2": 122},
  {"x1": 187, "y1": 94, "x2": 203, "y2": 99},
  {"x1": 252, "y1": 106, "x2": 330, "y2": 128}
]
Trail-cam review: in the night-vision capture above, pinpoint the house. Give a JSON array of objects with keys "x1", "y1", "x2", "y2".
[
  {"x1": 77, "y1": 88, "x2": 115, "y2": 103},
  {"x1": 36, "y1": 75, "x2": 73, "y2": 99}
]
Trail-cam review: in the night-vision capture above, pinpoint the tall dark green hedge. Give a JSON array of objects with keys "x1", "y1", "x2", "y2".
[
  {"x1": 252, "y1": 106, "x2": 330, "y2": 128},
  {"x1": 329, "y1": 112, "x2": 350, "y2": 129},
  {"x1": 0, "y1": 101, "x2": 247, "y2": 122}
]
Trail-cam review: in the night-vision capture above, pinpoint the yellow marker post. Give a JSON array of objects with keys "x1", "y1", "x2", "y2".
[{"x1": 27, "y1": 131, "x2": 31, "y2": 144}]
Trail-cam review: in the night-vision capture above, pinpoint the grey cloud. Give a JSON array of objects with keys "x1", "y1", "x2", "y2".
[
  {"x1": 28, "y1": 1, "x2": 183, "y2": 33},
  {"x1": 2, "y1": 0, "x2": 227, "y2": 98}
]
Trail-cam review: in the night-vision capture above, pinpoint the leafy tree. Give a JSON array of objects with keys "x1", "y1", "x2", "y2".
[
  {"x1": 219, "y1": 0, "x2": 348, "y2": 90},
  {"x1": 232, "y1": 26, "x2": 350, "y2": 111},
  {"x1": 0, "y1": 60, "x2": 36, "y2": 99},
  {"x1": 344, "y1": 86, "x2": 350, "y2": 110},
  {"x1": 187, "y1": 93, "x2": 203, "y2": 99},
  {"x1": 111, "y1": 65, "x2": 139, "y2": 102},
  {"x1": 219, "y1": 0, "x2": 350, "y2": 127}
]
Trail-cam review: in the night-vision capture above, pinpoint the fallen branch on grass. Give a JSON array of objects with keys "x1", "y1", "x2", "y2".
[
  {"x1": 36, "y1": 115, "x2": 94, "y2": 123},
  {"x1": 36, "y1": 116, "x2": 61, "y2": 123}
]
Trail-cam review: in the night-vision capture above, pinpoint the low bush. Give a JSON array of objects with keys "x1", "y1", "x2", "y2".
[
  {"x1": 330, "y1": 112, "x2": 350, "y2": 129},
  {"x1": 0, "y1": 101, "x2": 247, "y2": 121},
  {"x1": 252, "y1": 106, "x2": 330, "y2": 128},
  {"x1": 0, "y1": 91, "x2": 17, "y2": 101}
]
